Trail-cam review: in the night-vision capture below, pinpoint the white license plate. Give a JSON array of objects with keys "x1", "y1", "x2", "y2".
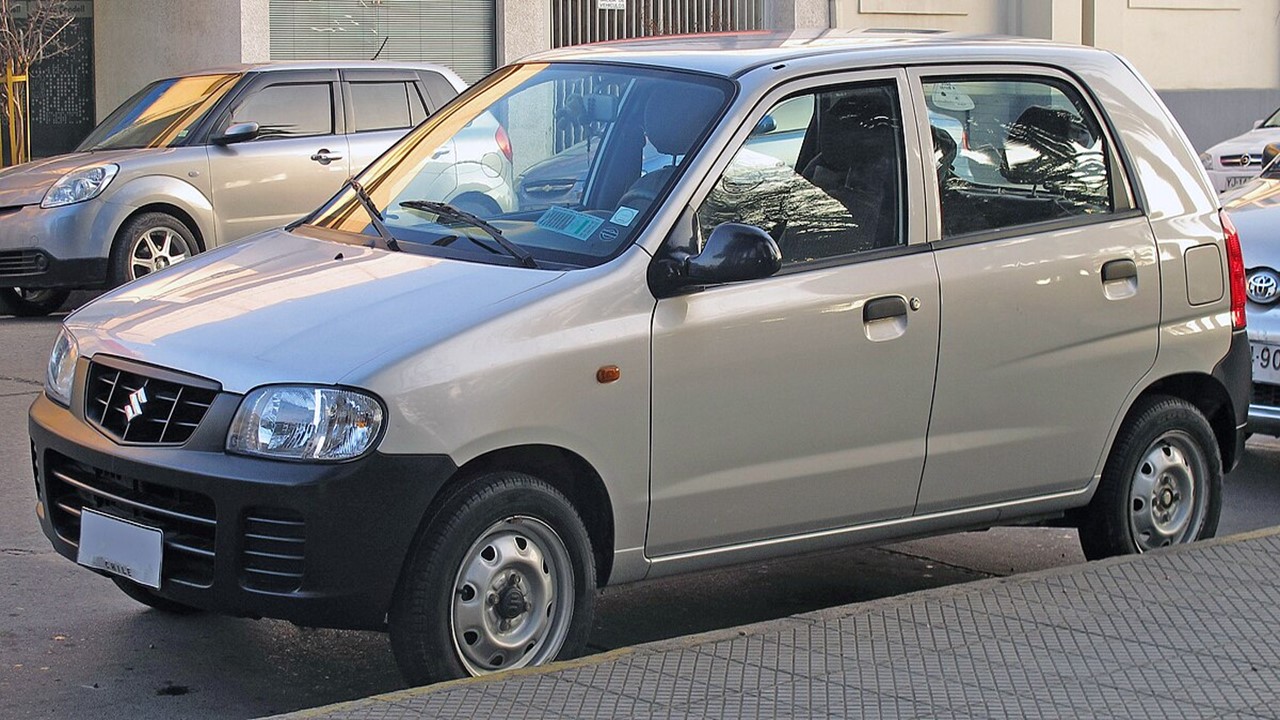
[
  {"x1": 77, "y1": 508, "x2": 163, "y2": 589},
  {"x1": 1227, "y1": 175, "x2": 1252, "y2": 189}
]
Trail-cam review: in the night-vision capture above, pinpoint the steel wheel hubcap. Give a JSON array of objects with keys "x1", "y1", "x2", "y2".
[
  {"x1": 450, "y1": 516, "x2": 574, "y2": 675},
  {"x1": 130, "y1": 227, "x2": 191, "y2": 279},
  {"x1": 1129, "y1": 430, "x2": 1205, "y2": 551}
]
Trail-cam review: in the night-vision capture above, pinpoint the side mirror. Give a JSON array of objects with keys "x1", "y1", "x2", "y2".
[
  {"x1": 213, "y1": 121, "x2": 259, "y2": 146},
  {"x1": 651, "y1": 222, "x2": 782, "y2": 296},
  {"x1": 1263, "y1": 143, "x2": 1280, "y2": 178},
  {"x1": 751, "y1": 115, "x2": 777, "y2": 136}
]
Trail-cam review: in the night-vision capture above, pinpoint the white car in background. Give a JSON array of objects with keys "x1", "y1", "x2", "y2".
[{"x1": 1202, "y1": 107, "x2": 1280, "y2": 193}]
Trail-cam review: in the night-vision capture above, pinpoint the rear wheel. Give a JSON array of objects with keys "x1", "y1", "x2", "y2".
[
  {"x1": 1078, "y1": 395, "x2": 1221, "y2": 560},
  {"x1": 389, "y1": 472, "x2": 595, "y2": 685},
  {"x1": 110, "y1": 212, "x2": 198, "y2": 286},
  {"x1": 0, "y1": 287, "x2": 70, "y2": 316},
  {"x1": 111, "y1": 577, "x2": 201, "y2": 615}
]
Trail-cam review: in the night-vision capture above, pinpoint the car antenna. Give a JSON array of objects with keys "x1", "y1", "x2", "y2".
[{"x1": 371, "y1": 36, "x2": 389, "y2": 61}]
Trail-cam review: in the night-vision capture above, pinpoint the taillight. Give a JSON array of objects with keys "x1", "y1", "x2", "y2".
[
  {"x1": 1222, "y1": 209, "x2": 1246, "y2": 331},
  {"x1": 495, "y1": 125, "x2": 513, "y2": 163}
]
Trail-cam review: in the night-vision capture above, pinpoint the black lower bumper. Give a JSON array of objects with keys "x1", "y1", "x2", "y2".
[
  {"x1": 0, "y1": 250, "x2": 109, "y2": 289},
  {"x1": 29, "y1": 392, "x2": 457, "y2": 630},
  {"x1": 1215, "y1": 329, "x2": 1251, "y2": 472}
]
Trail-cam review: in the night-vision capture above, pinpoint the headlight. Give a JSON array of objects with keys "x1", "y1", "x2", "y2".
[
  {"x1": 41, "y1": 164, "x2": 119, "y2": 208},
  {"x1": 45, "y1": 327, "x2": 78, "y2": 406},
  {"x1": 227, "y1": 385, "x2": 384, "y2": 461},
  {"x1": 1200, "y1": 152, "x2": 1214, "y2": 171}
]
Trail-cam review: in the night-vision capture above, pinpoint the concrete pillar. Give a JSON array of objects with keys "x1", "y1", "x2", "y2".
[
  {"x1": 765, "y1": 0, "x2": 832, "y2": 30},
  {"x1": 1017, "y1": 0, "x2": 1083, "y2": 43},
  {"x1": 496, "y1": 0, "x2": 552, "y2": 65},
  {"x1": 241, "y1": 0, "x2": 270, "y2": 63}
]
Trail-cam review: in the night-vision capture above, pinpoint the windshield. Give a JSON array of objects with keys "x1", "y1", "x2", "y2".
[
  {"x1": 307, "y1": 62, "x2": 733, "y2": 268},
  {"x1": 77, "y1": 74, "x2": 241, "y2": 151},
  {"x1": 1265, "y1": 107, "x2": 1280, "y2": 129}
]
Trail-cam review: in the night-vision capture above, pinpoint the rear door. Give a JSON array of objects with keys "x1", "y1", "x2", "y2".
[
  {"x1": 342, "y1": 69, "x2": 435, "y2": 174},
  {"x1": 908, "y1": 68, "x2": 1160, "y2": 513},
  {"x1": 206, "y1": 70, "x2": 349, "y2": 244}
]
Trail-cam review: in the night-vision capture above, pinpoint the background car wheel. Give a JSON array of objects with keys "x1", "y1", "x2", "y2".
[
  {"x1": 111, "y1": 577, "x2": 202, "y2": 614},
  {"x1": 0, "y1": 287, "x2": 71, "y2": 317},
  {"x1": 1077, "y1": 395, "x2": 1222, "y2": 561},
  {"x1": 389, "y1": 472, "x2": 596, "y2": 686},
  {"x1": 110, "y1": 212, "x2": 199, "y2": 286}
]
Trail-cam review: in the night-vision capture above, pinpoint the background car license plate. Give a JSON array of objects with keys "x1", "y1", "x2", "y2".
[
  {"x1": 1227, "y1": 175, "x2": 1252, "y2": 189},
  {"x1": 1254, "y1": 342, "x2": 1280, "y2": 385},
  {"x1": 77, "y1": 508, "x2": 163, "y2": 589}
]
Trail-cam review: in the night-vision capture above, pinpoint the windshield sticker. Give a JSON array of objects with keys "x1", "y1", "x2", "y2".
[
  {"x1": 537, "y1": 206, "x2": 605, "y2": 241},
  {"x1": 610, "y1": 206, "x2": 640, "y2": 227}
]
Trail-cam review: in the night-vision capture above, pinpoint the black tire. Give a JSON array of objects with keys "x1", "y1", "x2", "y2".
[
  {"x1": 111, "y1": 577, "x2": 202, "y2": 615},
  {"x1": 109, "y1": 212, "x2": 199, "y2": 287},
  {"x1": 1078, "y1": 395, "x2": 1222, "y2": 561},
  {"x1": 0, "y1": 287, "x2": 71, "y2": 317},
  {"x1": 389, "y1": 472, "x2": 596, "y2": 686}
]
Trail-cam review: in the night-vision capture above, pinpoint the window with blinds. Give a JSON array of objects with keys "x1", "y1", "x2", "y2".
[{"x1": 269, "y1": 0, "x2": 496, "y2": 83}]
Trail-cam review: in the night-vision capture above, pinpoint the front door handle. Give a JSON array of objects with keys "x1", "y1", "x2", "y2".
[
  {"x1": 310, "y1": 149, "x2": 343, "y2": 165},
  {"x1": 1102, "y1": 259, "x2": 1137, "y2": 283},
  {"x1": 863, "y1": 295, "x2": 908, "y2": 323}
]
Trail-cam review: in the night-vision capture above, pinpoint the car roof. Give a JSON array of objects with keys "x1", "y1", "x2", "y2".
[{"x1": 524, "y1": 28, "x2": 1100, "y2": 78}]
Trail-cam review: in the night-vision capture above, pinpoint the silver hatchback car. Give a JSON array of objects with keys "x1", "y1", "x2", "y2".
[
  {"x1": 0, "y1": 61, "x2": 499, "y2": 316},
  {"x1": 31, "y1": 31, "x2": 1249, "y2": 685}
]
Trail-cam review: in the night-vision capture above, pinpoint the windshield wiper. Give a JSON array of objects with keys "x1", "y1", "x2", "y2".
[
  {"x1": 345, "y1": 178, "x2": 401, "y2": 252},
  {"x1": 399, "y1": 199, "x2": 537, "y2": 268}
]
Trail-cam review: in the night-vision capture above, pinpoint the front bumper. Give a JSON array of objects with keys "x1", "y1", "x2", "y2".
[
  {"x1": 29, "y1": 387, "x2": 457, "y2": 630},
  {"x1": 0, "y1": 201, "x2": 127, "y2": 289},
  {"x1": 1207, "y1": 168, "x2": 1259, "y2": 194}
]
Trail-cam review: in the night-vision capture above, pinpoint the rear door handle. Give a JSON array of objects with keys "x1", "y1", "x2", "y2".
[
  {"x1": 863, "y1": 295, "x2": 908, "y2": 323},
  {"x1": 310, "y1": 149, "x2": 343, "y2": 165},
  {"x1": 1102, "y1": 259, "x2": 1137, "y2": 283}
]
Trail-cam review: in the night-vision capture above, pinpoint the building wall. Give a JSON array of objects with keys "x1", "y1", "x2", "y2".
[
  {"x1": 831, "y1": 0, "x2": 1280, "y2": 150},
  {"x1": 94, "y1": 0, "x2": 268, "y2": 121}
]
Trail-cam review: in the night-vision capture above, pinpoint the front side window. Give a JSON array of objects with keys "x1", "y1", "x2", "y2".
[
  {"x1": 307, "y1": 63, "x2": 733, "y2": 268},
  {"x1": 922, "y1": 77, "x2": 1112, "y2": 238},
  {"x1": 77, "y1": 74, "x2": 241, "y2": 151},
  {"x1": 697, "y1": 80, "x2": 906, "y2": 267},
  {"x1": 226, "y1": 83, "x2": 334, "y2": 139}
]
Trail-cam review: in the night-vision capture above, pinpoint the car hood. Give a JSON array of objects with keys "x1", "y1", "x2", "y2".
[
  {"x1": 0, "y1": 148, "x2": 149, "y2": 206},
  {"x1": 1207, "y1": 128, "x2": 1280, "y2": 159},
  {"x1": 1226, "y1": 178, "x2": 1280, "y2": 268},
  {"x1": 66, "y1": 229, "x2": 565, "y2": 393}
]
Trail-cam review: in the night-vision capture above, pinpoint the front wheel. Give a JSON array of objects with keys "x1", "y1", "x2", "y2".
[
  {"x1": 0, "y1": 287, "x2": 71, "y2": 317},
  {"x1": 1078, "y1": 395, "x2": 1222, "y2": 560},
  {"x1": 389, "y1": 472, "x2": 596, "y2": 685},
  {"x1": 109, "y1": 212, "x2": 198, "y2": 286}
]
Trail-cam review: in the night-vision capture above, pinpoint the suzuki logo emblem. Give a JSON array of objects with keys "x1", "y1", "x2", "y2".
[
  {"x1": 122, "y1": 387, "x2": 148, "y2": 422},
  {"x1": 1247, "y1": 269, "x2": 1280, "y2": 304}
]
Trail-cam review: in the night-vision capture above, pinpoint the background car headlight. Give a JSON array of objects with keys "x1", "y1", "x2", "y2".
[
  {"x1": 41, "y1": 164, "x2": 119, "y2": 208},
  {"x1": 45, "y1": 327, "x2": 78, "y2": 406},
  {"x1": 1200, "y1": 152, "x2": 1214, "y2": 171},
  {"x1": 227, "y1": 386, "x2": 384, "y2": 461}
]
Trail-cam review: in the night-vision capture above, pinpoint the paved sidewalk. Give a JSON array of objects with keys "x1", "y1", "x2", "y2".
[{"x1": 273, "y1": 528, "x2": 1280, "y2": 719}]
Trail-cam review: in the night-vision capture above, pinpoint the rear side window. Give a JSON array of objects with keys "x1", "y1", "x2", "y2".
[
  {"x1": 921, "y1": 77, "x2": 1113, "y2": 238},
  {"x1": 229, "y1": 83, "x2": 334, "y2": 139},
  {"x1": 350, "y1": 82, "x2": 429, "y2": 132}
]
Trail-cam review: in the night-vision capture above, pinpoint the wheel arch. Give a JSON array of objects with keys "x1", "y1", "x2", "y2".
[
  {"x1": 414, "y1": 444, "x2": 616, "y2": 588},
  {"x1": 1127, "y1": 372, "x2": 1237, "y2": 472},
  {"x1": 114, "y1": 202, "x2": 208, "y2": 253}
]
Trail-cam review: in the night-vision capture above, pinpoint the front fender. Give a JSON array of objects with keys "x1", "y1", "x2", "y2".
[{"x1": 101, "y1": 175, "x2": 217, "y2": 249}]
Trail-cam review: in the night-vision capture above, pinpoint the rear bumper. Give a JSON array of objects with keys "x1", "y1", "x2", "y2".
[
  {"x1": 30, "y1": 390, "x2": 457, "y2": 630},
  {"x1": 1216, "y1": 330, "x2": 1251, "y2": 471}
]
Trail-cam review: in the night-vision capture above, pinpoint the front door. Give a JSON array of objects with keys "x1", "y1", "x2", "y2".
[
  {"x1": 647, "y1": 73, "x2": 941, "y2": 556},
  {"x1": 207, "y1": 70, "x2": 350, "y2": 245}
]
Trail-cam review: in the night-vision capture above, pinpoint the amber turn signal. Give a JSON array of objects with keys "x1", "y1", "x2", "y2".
[{"x1": 596, "y1": 365, "x2": 621, "y2": 384}]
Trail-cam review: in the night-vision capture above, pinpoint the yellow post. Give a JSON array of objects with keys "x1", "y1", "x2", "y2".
[{"x1": 3, "y1": 60, "x2": 29, "y2": 167}]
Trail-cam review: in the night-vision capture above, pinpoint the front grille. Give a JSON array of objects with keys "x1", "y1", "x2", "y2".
[
  {"x1": 0, "y1": 249, "x2": 43, "y2": 276},
  {"x1": 85, "y1": 361, "x2": 218, "y2": 445},
  {"x1": 44, "y1": 452, "x2": 216, "y2": 588},
  {"x1": 1254, "y1": 382, "x2": 1280, "y2": 408},
  {"x1": 1220, "y1": 153, "x2": 1264, "y2": 168},
  {"x1": 242, "y1": 508, "x2": 306, "y2": 593}
]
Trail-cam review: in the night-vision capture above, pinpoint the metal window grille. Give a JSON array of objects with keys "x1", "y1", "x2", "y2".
[{"x1": 551, "y1": 0, "x2": 765, "y2": 48}]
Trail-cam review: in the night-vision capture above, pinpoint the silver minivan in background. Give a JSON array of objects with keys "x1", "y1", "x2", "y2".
[
  {"x1": 30, "y1": 31, "x2": 1251, "y2": 686},
  {"x1": 0, "y1": 61, "x2": 507, "y2": 316}
]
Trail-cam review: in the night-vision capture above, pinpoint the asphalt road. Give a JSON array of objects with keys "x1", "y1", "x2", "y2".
[{"x1": 4, "y1": 306, "x2": 1280, "y2": 719}]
